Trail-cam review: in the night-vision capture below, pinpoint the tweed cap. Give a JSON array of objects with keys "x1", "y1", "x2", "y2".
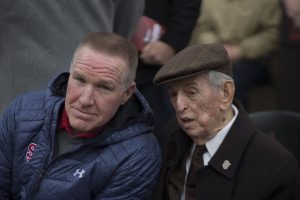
[{"x1": 153, "y1": 43, "x2": 232, "y2": 85}]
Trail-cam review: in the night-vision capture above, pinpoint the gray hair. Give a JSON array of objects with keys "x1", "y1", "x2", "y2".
[{"x1": 207, "y1": 70, "x2": 233, "y2": 88}]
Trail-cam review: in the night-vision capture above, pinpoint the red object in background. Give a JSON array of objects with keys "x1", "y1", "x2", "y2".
[{"x1": 131, "y1": 16, "x2": 166, "y2": 51}]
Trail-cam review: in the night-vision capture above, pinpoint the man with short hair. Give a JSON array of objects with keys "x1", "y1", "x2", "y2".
[
  {"x1": 153, "y1": 43, "x2": 300, "y2": 200},
  {"x1": 0, "y1": 32, "x2": 161, "y2": 199},
  {"x1": 0, "y1": 0, "x2": 145, "y2": 113}
]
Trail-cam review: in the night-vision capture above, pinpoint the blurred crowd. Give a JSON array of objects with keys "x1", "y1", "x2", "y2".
[{"x1": 1, "y1": 0, "x2": 300, "y2": 122}]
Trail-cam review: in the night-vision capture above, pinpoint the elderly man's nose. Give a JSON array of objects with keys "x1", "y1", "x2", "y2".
[{"x1": 175, "y1": 94, "x2": 188, "y2": 112}]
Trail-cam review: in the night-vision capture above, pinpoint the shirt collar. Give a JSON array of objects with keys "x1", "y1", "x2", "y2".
[
  {"x1": 205, "y1": 105, "x2": 239, "y2": 157},
  {"x1": 58, "y1": 108, "x2": 101, "y2": 138}
]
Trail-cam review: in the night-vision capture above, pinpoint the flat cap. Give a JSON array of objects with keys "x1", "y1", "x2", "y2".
[{"x1": 153, "y1": 43, "x2": 232, "y2": 85}]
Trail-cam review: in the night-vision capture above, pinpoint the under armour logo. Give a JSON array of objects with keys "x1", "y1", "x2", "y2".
[
  {"x1": 73, "y1": 169, "x2": 85, "y2": 178},
  {"x1": 26, "y1": 143, "x2": 37, "y2": 161}
]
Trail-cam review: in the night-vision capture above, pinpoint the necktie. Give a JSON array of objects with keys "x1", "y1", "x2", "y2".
[{"x1": 185, "y1": 145, "x2": 206, "y2": 200}]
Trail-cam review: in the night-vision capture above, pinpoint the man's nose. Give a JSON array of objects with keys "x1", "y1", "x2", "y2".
[
  {"x1": 174, "y1": 94, "x2": 188, "y2": 112},
  {"x1": 79, "y1": 86, "x2": 94, "y2": 106}
]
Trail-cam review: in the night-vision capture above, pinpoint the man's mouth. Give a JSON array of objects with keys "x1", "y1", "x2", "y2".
[
  {"x1": 72, "y1": 107, "x2": 95, "y2": 119},
  {"x1": 180, "y1": 117, "x2": 194, "y2": 124}
]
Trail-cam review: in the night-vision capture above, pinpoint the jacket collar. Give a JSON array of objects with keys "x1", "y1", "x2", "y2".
[
  {"x1": 208, "y1": 100, "x2": 255, "y2": 179},
  {"x1": 169, "y1": 100, "x2": 255, "y2": 180}
]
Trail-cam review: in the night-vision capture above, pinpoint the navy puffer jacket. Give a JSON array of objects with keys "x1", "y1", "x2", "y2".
[{"x1": 0, "y1": 73, "x2": 161, "y2": 200}]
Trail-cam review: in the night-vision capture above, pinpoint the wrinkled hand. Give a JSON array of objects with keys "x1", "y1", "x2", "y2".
[
  {"x1": 140, "y1": 41, "x2": 175, "y2": 65},
  {"x1": 223, "y1": 44, "x2": 242, "y2": 63}
]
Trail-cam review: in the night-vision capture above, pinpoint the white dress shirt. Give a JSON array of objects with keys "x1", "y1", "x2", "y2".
[{"x1": 180, "y1": 105, "x2": 238, "y2": 200}]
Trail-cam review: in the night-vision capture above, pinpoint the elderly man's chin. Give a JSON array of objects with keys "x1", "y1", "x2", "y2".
[{"x1": 183, "y1": 126, "x2": 213, "y2": 144}]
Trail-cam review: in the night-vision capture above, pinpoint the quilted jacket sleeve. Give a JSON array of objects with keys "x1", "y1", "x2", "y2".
[
  {"x1": 0, "y1": 101, "x2": 17, "y2": 199},
  {"x1": 93, "y1": 135, "x2": 161, "y2": 200}
]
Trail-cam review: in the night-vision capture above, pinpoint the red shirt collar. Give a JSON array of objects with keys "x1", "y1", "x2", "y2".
[{"x1": 58, "y1": 109, "x2": 98, "y2": 138}]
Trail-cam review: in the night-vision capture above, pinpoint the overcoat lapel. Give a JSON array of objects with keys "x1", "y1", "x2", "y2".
[
  {"x1": 195, "y1": 101, "x2": 256, "y2": 199},
  {"x1": 165, "y1": 129, "x2": 191, "y2": 198}
]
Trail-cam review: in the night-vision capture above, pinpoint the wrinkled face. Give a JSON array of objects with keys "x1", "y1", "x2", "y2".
[
  {"x1": 65, "y1": 46, "x2": 135, "y2": 133},
  {"x1": 167, "y1": 74, "x2": 226, "y2": 144}
]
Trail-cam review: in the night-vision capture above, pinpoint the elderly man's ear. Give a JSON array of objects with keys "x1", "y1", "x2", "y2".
[{"x1": 219, "y1": 80, "x2": 235, "y2": 111}]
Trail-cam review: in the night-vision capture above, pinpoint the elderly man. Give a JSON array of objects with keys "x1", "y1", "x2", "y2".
[
  {"x1": 153, "y1": 43, "x2": 300, "y2": 200},
  {"x1": 0, "y1": 32, "x2": 161, "y2": 199}
]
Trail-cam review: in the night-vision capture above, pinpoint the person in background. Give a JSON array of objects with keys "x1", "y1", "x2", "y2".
[
  {"x1": 0, "y1": 32, "x2": 161, "y2": 200},
  {"x1": 190, "y1": 0, "x2": 281, "y2": 110},
  {"x1": 274, "y1": 0, "x2": 300, "y2": 112},
  {"x1": 134, "y1": 0, "x2": 201, "y2": 130},
  {"x1": 153, "y1": 43, "x2": 300, "y2": 200},
  {"x1": 0, "y1": 0, "x2": 144, "y2": 113}
]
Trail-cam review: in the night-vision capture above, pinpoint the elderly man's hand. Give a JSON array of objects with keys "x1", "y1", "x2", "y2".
[{"x1": 140, "y1": 41, "x2": 175, "y2": 65}]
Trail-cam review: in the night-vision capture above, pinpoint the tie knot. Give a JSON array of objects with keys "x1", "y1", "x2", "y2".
[{"x1": 193, "y1": 145, "x2": 206, "y2": 156}]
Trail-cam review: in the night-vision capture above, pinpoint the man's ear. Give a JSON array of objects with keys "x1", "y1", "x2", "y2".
[
  {"x1": 122, "y1": 82, "x2": 136, "y2": 105},
  {"x1": 220, "y1": 80, "x2": 235, "y2": 110}
]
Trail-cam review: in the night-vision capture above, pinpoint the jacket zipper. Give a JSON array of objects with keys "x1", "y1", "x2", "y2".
[{"x1": 26, "y1": 98, "x2": 62, "y2": 200}]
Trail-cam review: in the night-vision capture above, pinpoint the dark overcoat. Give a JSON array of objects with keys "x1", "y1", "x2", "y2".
[{"x1": 154, "y1": 101, "x2": 300, "y2": 200}]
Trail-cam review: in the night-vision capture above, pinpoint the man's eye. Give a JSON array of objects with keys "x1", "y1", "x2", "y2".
[
  {"x1": 187, "y1": 90, "x2": 197, "y2": 98},
  {"x1": 74, "y1": 76, "x2": 85, "y2": 83},
  {"x1": 97, "y1": 85, "x2": 111, "y2": 91}
]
